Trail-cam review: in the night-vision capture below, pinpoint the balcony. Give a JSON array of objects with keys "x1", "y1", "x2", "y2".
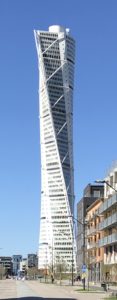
[
  {"x1": 87, "y1": 210, "x2": 99, "y2": 221},
  {"x1": 87, "y1": 242, "x2": 98, "y2": 249},
  {"x1": 98, "y1": 232, "x2": 117, "y2": 247},
  {"x1": 105, "y1": 254, "x2": 117, "y2": 265},
  {"x1": 87, "y1": 227, "x2": 96, "y2": 236},
  {"x1": 99, "y1": 219, "x2": 107, "y2": 230},
  {"x1": 98, "y1": 212, "x2": 117, "y2": 230},
  {"x1": 99, "y1": 194, "x2": 117, "y2": 214},
  {"x1": 87, "y1": 224, "x2": 99, "y2": 236}
]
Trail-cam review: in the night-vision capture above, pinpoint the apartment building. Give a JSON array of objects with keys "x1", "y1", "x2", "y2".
[
  {"x1": 27, "y1": 254, "x2": 38, "y2": 268},
  {"x1": 0, "y1": 256, "x2": 12, "y2": 275},
  {"x1": 98, "y1": 163, "x2": 117, "y2": 282},
  {"x1": 77, "y1": 184, "x2": 104, "y2": 274},
  {"x1": 86, "y1": 198, "x2": 104, "y2": 282}
]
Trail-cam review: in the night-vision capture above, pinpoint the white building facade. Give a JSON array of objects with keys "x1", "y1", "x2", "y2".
[{"x1": 34, "y1": 25, "x2": 76, "y2": 271}]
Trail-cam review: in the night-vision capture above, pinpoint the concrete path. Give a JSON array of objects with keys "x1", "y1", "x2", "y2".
[
  {"x1": 0, "y1": 279, "x2": 17, "y2": 299},
  {"x1": 0, "y1": 279, "x2": 108, "y2": 300}
]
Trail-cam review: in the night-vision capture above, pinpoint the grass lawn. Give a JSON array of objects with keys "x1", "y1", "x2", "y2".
[
  {"x1": 103, "y1": 297, "x2": 117, "y2": 300},
  {"x1": 75, "y1": 288, "x2": 104, "y2": 293},
  {"x1": 104, "y1": 296, "x2": 117, "y2": 300}
]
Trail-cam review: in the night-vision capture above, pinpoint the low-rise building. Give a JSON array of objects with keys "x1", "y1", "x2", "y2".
[
  {"x1": 98, "y1": 163, "x2": 117, "y2": 282},
  {"x1": 86, "y1": 198, "x2": 104, "y2": 282},
  {"x1": 0, "y1": 256, "x2": 12, "y2": 275},
  {"x1": 77, "y1": 184, "x2": 104, "y2": 274}
]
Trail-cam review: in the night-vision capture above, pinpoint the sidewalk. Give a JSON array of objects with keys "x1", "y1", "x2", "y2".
[
  {"x1": 0, "y1": 279, "x2": 17, "y2": 299},
  {"x1": 56, "y1": 284, "x2": 108, "y2": 300},
  {"x1": 0, "y1": 279, "x2": 112, "y2": 300},
  {"x1": 27, "y1": 280, "x2": 108, "y2": 300}
]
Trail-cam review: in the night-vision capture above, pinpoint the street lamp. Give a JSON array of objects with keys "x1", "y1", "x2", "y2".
[
  {"x1": 62, "y1": 216, "x2": 74, "y2": 286},
  {"x1": 48, "y1": 239, "x2": 54, "y2": 283},
  {"x1": 68, "y1": 215, "x2": 87, "y2": 290},
  {"x1": 95, "y1": 180, "x2": 117, "y2": 192}
]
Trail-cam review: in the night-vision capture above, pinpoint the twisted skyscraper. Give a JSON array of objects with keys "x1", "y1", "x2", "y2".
[{"x1": 34, "y1": 25, "x2": 76, "y2": 271}]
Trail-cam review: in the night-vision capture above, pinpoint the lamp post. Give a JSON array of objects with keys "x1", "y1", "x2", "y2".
[
  {"x1": 60, "y1": 219, "x2": 74, "y2": 286},
  {"x1": 64, "y1": 217, "x2": 74, "y2": 286},
  {"x1": 68, "y1": 215, "x2": 87, "y2": 290},
  {"x1": 51, "y1": 238, "x2": 54, "y2": 283},
  {"x1": 48, "y1": 239, "x2": 54, "y2": 283},
  {"x1": 71, "y1": 222, "x2": 74, "y2": 286}
]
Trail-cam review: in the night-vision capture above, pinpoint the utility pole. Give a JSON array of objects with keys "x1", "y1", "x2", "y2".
[
  {"x1": 51, "y1": 238, "x2": 54, "y2": 283},
  {"x1": 71, "y1": 221, "x2": 74, "y2": 286},
  {"x1": 69, "y1": 215, "x2": 86, "y2": 290},
  {"x1": 83, "y1": 221, "x2": 86, "y2": 290}
]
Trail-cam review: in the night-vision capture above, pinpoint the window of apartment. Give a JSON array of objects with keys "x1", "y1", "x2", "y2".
[
  {"x1": 93, "y1": 190, "x2": 100, "y2": 198},
  {"x1": 106, "y1": 247, "x2": 108, "y2": 255},
  {"x1": 110, "y1": 246, "x2": 112, "y2": 254},
  {"x1": 109, "y1": 228, "x2": 112, "y2": 235},
  {"x1": 98, "y1": 248, "x2": 100, "y2": 256},
  {"x1": 110, "y1": 176, "x2": 113, "y2": 187},
  {"x1": 114, "y1": 244, "x2": 117, "y2": 253},
  {"x1": 115, "y1": 172, "x2": 117, "y2": 183}
]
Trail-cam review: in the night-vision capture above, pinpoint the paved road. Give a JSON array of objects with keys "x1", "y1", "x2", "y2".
[{"x1": 0, "y1": 279, "x2": 107, "y2": 300}]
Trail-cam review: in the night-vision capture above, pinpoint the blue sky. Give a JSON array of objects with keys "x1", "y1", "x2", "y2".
[{"x1": 0, "y1": 0, "x2": 117, "y2": 257}]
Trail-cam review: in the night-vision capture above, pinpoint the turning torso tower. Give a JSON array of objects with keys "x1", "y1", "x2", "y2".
[{"x1": 34, "y1": 25, "x2": 76, "y2": 271}]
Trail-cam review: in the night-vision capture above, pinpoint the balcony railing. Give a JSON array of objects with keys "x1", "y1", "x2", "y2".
[
  {"x1": 87, "y1": 224, "x2": 99, "y2": 236},
  {"x1": 87, "y1": 210, "x2": 99, "y2": 221},
  {"x1": 87, "y1": 242, "x2": 98, "y2": 249},
  {"x1": 98, "y1": 212, "x2": 117, "y2": 230},
  {"x1": 105, "y1": 255, "x2": 117, "y2": 265},
  {"x1": 99, "y1": 194, "x2": 117, "y2": 214},
  {"x1": 98, "y1": 232, "x2": 117, "y2": 247}
]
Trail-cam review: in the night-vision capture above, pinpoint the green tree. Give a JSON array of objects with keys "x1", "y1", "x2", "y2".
[{"x1": 27, "y1": 267, "x2": 41, "y2": 279}]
